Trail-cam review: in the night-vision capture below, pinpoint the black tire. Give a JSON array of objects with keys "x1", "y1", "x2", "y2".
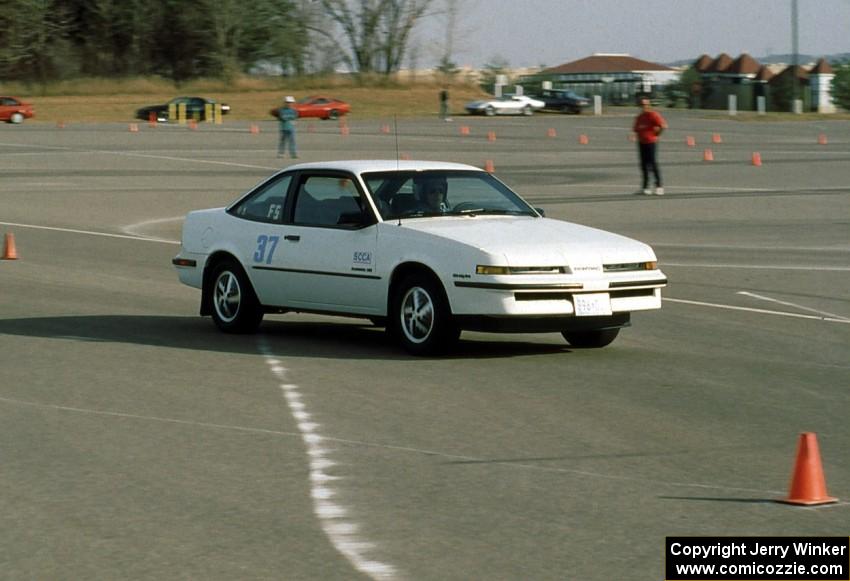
[
  {"x1": 328, "y1": 109, "x2": 339, "y2": 120},
  {"x1": 390, "y1": 273, "x2": 459, "y2": 356},
  {"x1": 522, "y1": 106, "x2": 533, "y2": 116},
  {"x1": 208, "y1": 259, "x2": 263, "y2": 333},
  {"x1": 485, "y1": 106, "x2": 495, "y2": 116},
  {"x1": 562, "y1": 328, "x2": 620, "y2": 348}
]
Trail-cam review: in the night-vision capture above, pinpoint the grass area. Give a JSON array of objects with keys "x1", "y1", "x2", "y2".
[
  {"x1": 2, "y1": 75, "x2": 491, "y2": 123},
  {"x1": 3, "y1": 75, "x2": 847, "y2": 123}
]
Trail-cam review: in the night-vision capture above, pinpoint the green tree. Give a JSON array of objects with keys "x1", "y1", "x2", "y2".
[
  {"x1": 0, "y1": 0, "x2": 73, "y2": 84},
  {"x1": 830, "y1": 60, "x2": 850, "y2": 111}
]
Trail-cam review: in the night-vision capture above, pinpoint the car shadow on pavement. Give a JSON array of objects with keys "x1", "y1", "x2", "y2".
[{"x1": 0, "y1": 314, "x2": 573, "y2": 360}]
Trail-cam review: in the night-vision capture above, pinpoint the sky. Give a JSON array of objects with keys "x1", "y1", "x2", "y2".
[{"x1": 414, "y1": 0, "x2": 850, "y2": 69}]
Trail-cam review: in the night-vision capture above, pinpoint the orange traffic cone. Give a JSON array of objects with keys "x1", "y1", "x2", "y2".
[
  {"x1": 249, "y1": 123, "x2": 260, "y2": 135},
  {"x1": 340, "y1": 125, "x2": 350, "y2": 136},
  {"x1": 484, "y1": 160, "x2": 495, "y2": 172},
  {"x1": 686, "y1": 135, "x2": 696, "y2": 147},
  {"x1": 459, "y1": 125, "x2": 470, "y2": 136},
  {"x1": 487, "y1": 131, "x2": 496, "y2": 142},
  {"x1": 129, "y1": 123, "x2": 139, "y2": 133},
  {"x1": 578, "y1": 134, "x2": 589, "y2": 145},
  {"x1": 780, "y1": 433, "x2": 837, "y2": 506},
  {"x1": 712, "y1": 133, "x2": 722, "y2": 144},
  {"x1": 818, "y1": 133, "x2": 828, "y2": 145},
  {"x1": 547, "y1": 127, "x2": 557, "y2": 138},
  {"x1": 2, "y1": 232, "x2": 18, "y2": 260},
  {"x1": 751, "y1": 152, "x2": 762, "y2": 166},
  {"x1": 380, "y1": 124, "x2": 391, "y2": 134},
  {"x1": 703, "y1": 148, "x2": 714, "y2": 162}
]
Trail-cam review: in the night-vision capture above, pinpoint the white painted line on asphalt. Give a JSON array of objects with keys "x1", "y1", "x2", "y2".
[
  {"x1": 5, "y1": 393, "x2": 838, "y2": 504},
  {"x1": 736, "y1": 291, "x2": 850, "y2": 321},
  {"x1": 0, "y1": 221, "x2": 180, "y2": 245},
  {"x1": 662, "y1": 262, "x2": 850, "y2": 272},
  {"x1": 121, "y1": 216, "x2": 184, "y2": 238},
  {"x1": 664, "y1": 297, "x2": 850, "y2": 324},
  {"x1": 257, "y1": 340, "x2": 400, "y2": 581}
]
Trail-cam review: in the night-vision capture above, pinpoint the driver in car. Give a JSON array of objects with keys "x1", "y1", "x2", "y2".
[{"x1": 414, "y1": 175, "x2": 449, "y2": 213}]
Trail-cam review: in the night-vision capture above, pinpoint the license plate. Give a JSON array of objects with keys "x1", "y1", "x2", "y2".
[{"x1": 573, "y1": 293, "x2": 612, "y2": 317}]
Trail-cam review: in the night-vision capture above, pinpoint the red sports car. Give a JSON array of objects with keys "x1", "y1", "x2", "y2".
[
  {"x1": 0, "y1": 96, "x2": 35, "y2": 124},
  {"x1": 291, "y1": 96, "x2": 350, "y2": 120}
]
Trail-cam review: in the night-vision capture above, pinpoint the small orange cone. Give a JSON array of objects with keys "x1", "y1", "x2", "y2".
[
  {"x1": 818, "y1": 133, "x2": 828, "y2": 145},
  {"x1": 712, "y1": 133, "x2": 722, "y2": 144},
  {"x1": 484, "y1": 160, "x2": 495, "y2": 172},
  {"x1": 57, "y1": 120, "x2": 66, "y2": 129},
  {"x1": 578, "y1": 134, "x2": 589, "y2": 145},
  {"x1": 2, "y1": 232, "x2": 18, "y2": 260},
  {"x1": 547, "y1": 127, "x2": 557, "y2": 138},
  {"x1": 628, "y1": 134, "x2": 636, "y2": 142},
  {"x1": 780, "y1": 433, "x2": 837, "y2": 506},
  {"x1": 249, "y1": 123, "x2": 260, "y2": 134},
  {"x1": 686, "y1": 135, "x2": 696, "y2": 147},
  {"x1": 129, "y1": 123, "x2": 139, "y2": 133},
  {"x1": 703, "y1": 148, "x2": 714, "y2": 161},
  {"x1": 751, "y1": 152, "x2": 762, "y2": 166},
  {"x1": 460, "y1": 125, "x2": 470, "y2": 136},
  {"x1": 380, "y1": 124, "x2": 390, "y2": 134},
  {"x1": 487, "y1": 130, "x2": 496, "y2": 142},
  {"x1": 340, "y1": 125, "x2": 350, "y2": 136}
]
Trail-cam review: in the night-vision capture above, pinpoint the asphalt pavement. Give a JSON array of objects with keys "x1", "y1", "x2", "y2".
[{"x1": 1, "y1": 109, "x2": 848, "y2": 580}]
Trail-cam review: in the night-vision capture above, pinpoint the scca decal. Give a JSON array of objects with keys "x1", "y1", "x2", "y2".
[{"x1": 353, "y1": 251, "x2": 372, "y2": 265}]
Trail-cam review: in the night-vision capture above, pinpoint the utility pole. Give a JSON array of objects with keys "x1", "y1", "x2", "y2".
[{"x1": 791, "y1": 0, "x2": 800, "y2": 112}]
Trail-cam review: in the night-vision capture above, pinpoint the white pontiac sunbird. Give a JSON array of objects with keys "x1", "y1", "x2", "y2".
[
  {"x1": 173, "y1": 160, "x2": 667, "y2": 355},
  {"x1": 464, "y1": 94, "x2": 546, "y2": 116}
]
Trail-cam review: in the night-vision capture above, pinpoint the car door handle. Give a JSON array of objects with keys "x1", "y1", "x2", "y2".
[{"x1": 284, "y1": 235, "x2": 300, "y2": 242}]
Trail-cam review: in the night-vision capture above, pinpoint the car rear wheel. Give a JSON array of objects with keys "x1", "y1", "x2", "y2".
[
  {"x1": 328, "y1": 109, "x2": 339, "y2": 120},
  {"x1": 390, "y1": 274, "x2": 458, "y2": 355},
  {"x1": 10, "y1": 112, "x2": 24, "y2": 124},
  {"x1": 522, "y1": 106, "x2": 533, "y2": 116},
  {"x1": 485, "y1": 106, "x2": 495, "y2": 116},
  {"x1": 208, "y1": 259, "x2": 263, "y2": 333},
  {"x1": 562, "y1": 328, "x2": 620, "y2": 348}
]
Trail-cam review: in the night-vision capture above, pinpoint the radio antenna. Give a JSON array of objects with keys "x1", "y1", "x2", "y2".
[{"x1": 394, "y1": 115, "x2": 400, "y2": 168}]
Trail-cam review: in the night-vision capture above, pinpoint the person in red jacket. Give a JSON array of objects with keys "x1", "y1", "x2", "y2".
[{"x1": 633, "y1": 98, "x2": 668, "y2": 195}]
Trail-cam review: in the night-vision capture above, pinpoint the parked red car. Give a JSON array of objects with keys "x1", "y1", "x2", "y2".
[
  {"x1": 0, "y1": 96, "x2": 35, "y2": 124},
  {"x1": 290, "y1": 95, "x2": 350, "y2": 120}
]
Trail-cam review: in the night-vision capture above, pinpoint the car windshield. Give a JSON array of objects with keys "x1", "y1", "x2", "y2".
[{"x1": 363, "y1": 170, "x2": 537, "y2": 220}]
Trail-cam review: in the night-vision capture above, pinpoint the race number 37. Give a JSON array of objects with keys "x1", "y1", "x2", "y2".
[{"x1": 254, "y1": 235, "x2": 280, "y2": 264}]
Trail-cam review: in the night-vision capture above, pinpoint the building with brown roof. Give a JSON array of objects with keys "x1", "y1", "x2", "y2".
[
  {"x1": 520, "y1": 53, "x2": 678, "y2": 105},
  {"x1": 693, "y1": 53, "x2": 836, "y2": 112}
]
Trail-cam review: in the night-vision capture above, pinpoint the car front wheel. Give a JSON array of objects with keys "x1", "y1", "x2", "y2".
[
  {"x1": 328, "y1": 109, "x2": 339, "y2": 120},
  {"x1": 485, "y1": 106, "x2": 495, "y2": 116},
  {"x1": 522, "y1": 106, "x2": 533, "y2": 116},
  {"x1": 562, "y1": 328, "x2": 620, "y2": 348},
  {"x1": 390, "y1": 274, "x2": 458, "y2": 355},
  {"x1": 208, "y1": 259, "x2": 263, "y2": 333}
]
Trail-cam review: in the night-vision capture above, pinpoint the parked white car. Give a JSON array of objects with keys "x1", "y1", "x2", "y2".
[
  {"x1": 173, "y1": 160, "x2": 666, "y2": 354},
  {"x1": 464, "y1": 95, "x2": 546, "y2": 116}
]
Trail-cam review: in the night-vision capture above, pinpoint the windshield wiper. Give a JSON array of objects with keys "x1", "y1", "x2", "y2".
[{"x1": 449, "y1": 208, "x2": 529, "y2": 216}]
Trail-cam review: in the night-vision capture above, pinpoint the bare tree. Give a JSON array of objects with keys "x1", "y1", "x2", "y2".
[{"x1": 313, "y1": 0, "x2": 433, "y2": 75}]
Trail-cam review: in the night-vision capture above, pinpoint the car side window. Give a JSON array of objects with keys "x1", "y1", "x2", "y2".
[
  {"x1": 231, "y1": 174, "x2": 292, "y2": 223},
  {"x1": 293, "y1": 176, "x2": 367, "y2": 228}
]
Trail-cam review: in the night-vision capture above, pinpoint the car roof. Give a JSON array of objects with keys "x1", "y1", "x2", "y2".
[{"x1": 282, "y1": 160, "x2": 484, "y2": 175}]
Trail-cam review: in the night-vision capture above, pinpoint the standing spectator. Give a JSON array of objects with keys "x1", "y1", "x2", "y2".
[
  {"x1": 633, "y1": 97, "x2": 667, "y2": 195},
  {"x1": 274, "y1": 96, "x2": 298, "y2": 158},
  {"x1": 439, "y1": 88, "x2": 451, "y2": 121}
]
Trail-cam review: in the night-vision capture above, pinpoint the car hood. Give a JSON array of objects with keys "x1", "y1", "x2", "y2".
[{"x1": 398, "y1": 216, "x2": 656, "y2": 267}]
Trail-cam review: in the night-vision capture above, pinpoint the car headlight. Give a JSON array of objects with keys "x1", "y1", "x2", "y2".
[
  {"x1": 476, "y1": 265, "x2": 568, "y2": 275},
  {"x1": 602, "y1": 261, "x2": 657, "y2": 272}
]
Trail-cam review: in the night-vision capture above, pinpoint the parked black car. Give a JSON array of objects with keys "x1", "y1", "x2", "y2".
[
  {"x1": 534, "y1": 89, "x2": 591, "y2": 114},
  {"x1": 135, "y1": 96, "x2": 230, "y2": 122}
]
